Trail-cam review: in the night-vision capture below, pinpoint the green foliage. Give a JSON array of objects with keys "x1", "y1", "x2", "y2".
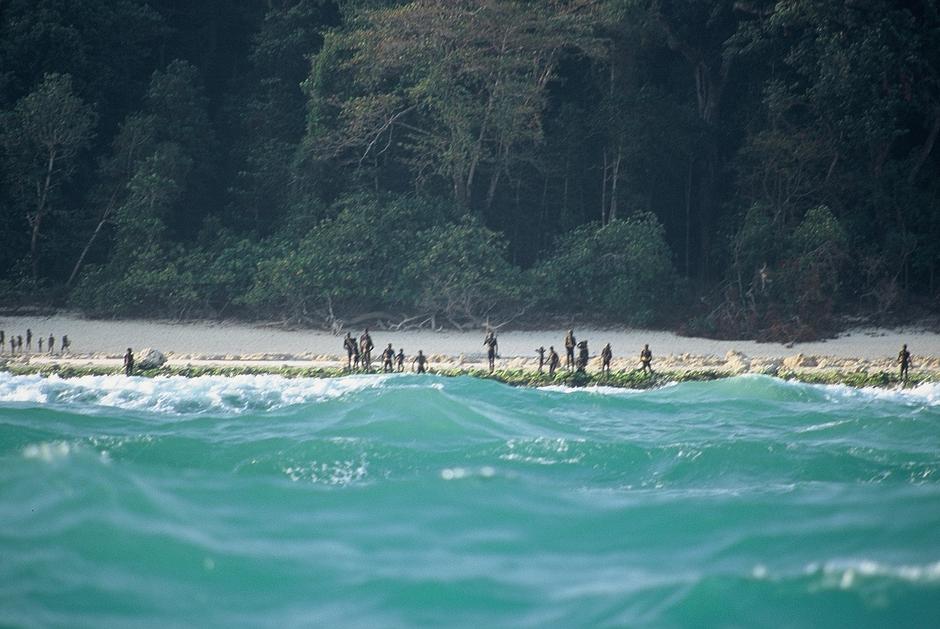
[
  {"x1": 535, "y1": 213, "x2": 680, "y2": 325},
  {"x1": 2, "y1": 0, "x2": 940, "y2": 337},
  {"x1": 145, "y1": 61, "x2": 214, "y2": 159},
  {"x1": 6, "y1": 362, "x2": 929, "y2": 392},
  {"x1": 1, "y1": 72, "x2": 96, "y2": 278},
  {"x1": 240, "y1": 193, "x2": 523, "y2": 325},
  {"x1": 402, "y1": 217, "x2": 522, "y2": 321},
  {"x1": 243, "y1": 194, "x2": 459, "y2": 320},
  {"x1": 713, "y1": 204, "x2": 848, "y2": 340},
  {"x1": 303, "y1": 0, "x2": 601, "y2": 210},
  {"x1": 0, "y1": 0, "x2": 166, "y2": 113},
  {"x1": 780, "y1": 205, "x2": 848, "y2": 321},
  {"x1": 72, "y1": 231, "x2": 264, "y2": 320}
]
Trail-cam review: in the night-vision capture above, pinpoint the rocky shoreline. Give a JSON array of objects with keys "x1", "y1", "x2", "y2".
[{"x1": 2, "y1": 350, "x2": 936, "y2": 390}]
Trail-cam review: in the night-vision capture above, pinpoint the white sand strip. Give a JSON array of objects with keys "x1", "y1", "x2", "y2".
[{"x1": 0, "y1": 313, "x2": 937, "y2": 362}]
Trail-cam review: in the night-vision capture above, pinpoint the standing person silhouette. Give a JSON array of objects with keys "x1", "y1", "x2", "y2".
[
  {"x1": 601, "y1": 343, "x2": 612, "y2": 375},
  {"x1": 343, "y1": 333, "x2": 357, "y2": 369},
  {"x1": 564, "y1": 329, "x2": 576, "y2": 370},
  {"x1": 576, "y1": 340, "x2": 589, "y2": 372},
  {"x1": 123, "y1": 348, "x2": 135, "y2": 376},
  {"x1": 898, "y1": 344, "x2": 912, "y2": 382},
  {"x1": 413, "y1": 350, "x2": 428, "y2": 374},
  {"x1": 382, "y1": 343, "x2": 395, "y2": 373},
  {"x1": 640, "y1": 344, "x2": 653, "y2": 375},
  {"x1": 535, "y1": 346, "x2": 546, "y2": 373},
  {"x1": 26, "y1": 329, "x2": 32, "y2": 352},
  {"x1": 548, "y1": 346, "x2": 560, "y2": 376},
  {"x1": 396, "y1": 348, "x2": 405, "y2": 373},
  {"x1": 359, "y1": 329, "x2": 374, "y2": 371},
  {"x1": 484, "y1": 331, "x2": 499, "y2": 373},
  {"x1": 48, "y1": 334, "x2": 55, "y2": 355}
]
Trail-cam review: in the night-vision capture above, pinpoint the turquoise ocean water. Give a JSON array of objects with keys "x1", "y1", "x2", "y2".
[{"x1": 1, "y1": 371, "x2": 938, "y2": 628}]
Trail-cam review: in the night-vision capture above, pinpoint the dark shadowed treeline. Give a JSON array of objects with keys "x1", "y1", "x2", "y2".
[{"x1": 1, "y1": 1, "x2": 939, "y2": 339}]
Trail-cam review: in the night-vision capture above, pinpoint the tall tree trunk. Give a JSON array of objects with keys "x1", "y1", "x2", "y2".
[
  {"x1": 485, "y1": 167, "x2": 502, "y2": 213},
  {"x1": 67, "y1": 197, "x2": 116, "y2": 288},
  {"x1": 825, "y1": 151, "x2": 840, "y2": 185},
  {"x1": 600, "y1": 149, "x2": 608, "y2": 224},
  {"x1": 685, "y1": 154, "x2": 694, "y2": 276},
  {"x1": 908, "y1": 106, "x2": 940, "y2": 185},
  {"x1": 454, "y1": 172, "x2": 470, "y2": 212},
  {"x1": 538, "y1": 175, "x2": 548, "y2": 252},
  {"x1": 698, "y1": 143, "x2": 718, "y2": 284},
  {"x1": 609, "y1": 146, "x2": 622, "y2": 222},
  {"x1": 484, "y1": 142, "x2": 510, "y2": 213},
  {"x1": 872, "y1": 137, "x2": 894, "y2": 177},
  {"x1": 30, "y1": 214, "x2": 44, "y2": 280},
  {"x1": 30, "y1": 148, "x2": 57, "y2": 280},
  {"x1": 695, "y1": 62, "x2": 725, "y2": 126},
  {"x1": 562, "y1": 157, "x2": 570, "y2": 230},
  {"x1": 654, "y1": 8, "x2": 732, "y2": 279}
]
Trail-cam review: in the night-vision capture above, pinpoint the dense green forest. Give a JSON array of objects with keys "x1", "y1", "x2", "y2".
[{"x1": 2, "y1": 0, "x2": 939, "y2": 339}]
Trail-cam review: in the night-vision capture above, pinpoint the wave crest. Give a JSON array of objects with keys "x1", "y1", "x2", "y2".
[{"x1": 0, "y1": 371, "x2": 394, "y2": 415}]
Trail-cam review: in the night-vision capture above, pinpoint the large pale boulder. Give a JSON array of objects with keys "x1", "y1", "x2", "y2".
[
  {"x1": 136, "y1": 348, "x2": 167, "y2": 369},
  {"x1": 783, "y1": 353, "x2": 817, "y2": 369},
  {"x1": 724, "y1": 350, "x2": 751, "y2": 373},
  {"x1": 753, "y1": 359, "x2": 782, "y2": 376}
]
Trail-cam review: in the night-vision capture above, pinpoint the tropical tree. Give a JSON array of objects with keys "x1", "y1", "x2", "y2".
[
  {"x1": 303, "y1": 0, "x2": 601, "y2": 213},
  {"x1": 1, "y1": 73, "x2": 96, "y2": 279}
]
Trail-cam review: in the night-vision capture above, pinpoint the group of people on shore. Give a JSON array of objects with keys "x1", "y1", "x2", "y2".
[
  {"x1": 532, "y1": 329, "x2": 653, "y2": 377},
  {"x1": 336, "y1": 328, "x2": 916, "y2": 381},
  {"x1": 342, "y1": 329, "x2": 429, "y2": 373},
  {"x1": 0, "y1": 329, "x2": 70, "y2": 355},
  {"x1": 3, "y1": 325, "x2": 916, "y2": 382},
  {"x1": 339, "y1": 327, "x2": 654, "y2": 376}
]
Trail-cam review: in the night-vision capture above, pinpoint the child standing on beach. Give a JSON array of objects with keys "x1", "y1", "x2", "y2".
[
  {"x1": 548, "y1": 346, "x2": 559, "y2": 376},
  {"x1": 413, "y1": 350, "x2": 428, "y2": 374}
]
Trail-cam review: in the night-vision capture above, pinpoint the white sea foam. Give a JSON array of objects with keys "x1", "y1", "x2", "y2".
[
  {"x1": 0, "y1": 371, "x2": 394, "y2": 415},
  {"x1": 748, "y1": 559, "x2": 940, "y2": 587},
  {"x1": 22, "y1": 441, "x2": 73, "y2": 462},
  {"x1": 499, "y1": 437, "x2": 585, "y2": 465},
  {"x1": 540, "y1": 375, "x2": 940, "y2": 406},
  {"x1": 440, "y1": 466, "x2": 498, "y2": 480},
  {"x1": 538, "y1": 384, "x2": 651, "y2": 395},
  {"x1": 283, "y1": 457, "x2": 369, "y2": 485},
  {"x1": 795, "y1": 419, "x2": 854, "y2": 433},
  {"x1": 808, "y1": 559, "x2": 940, "y2": 586},
  {"x1": 819, "y1": 381, "x2": 940, "y2": 407}
]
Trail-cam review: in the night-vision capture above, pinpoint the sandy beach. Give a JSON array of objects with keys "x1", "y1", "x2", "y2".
[{"x1": 1, "y1": 313, "x2": 938, "y2": 374}]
